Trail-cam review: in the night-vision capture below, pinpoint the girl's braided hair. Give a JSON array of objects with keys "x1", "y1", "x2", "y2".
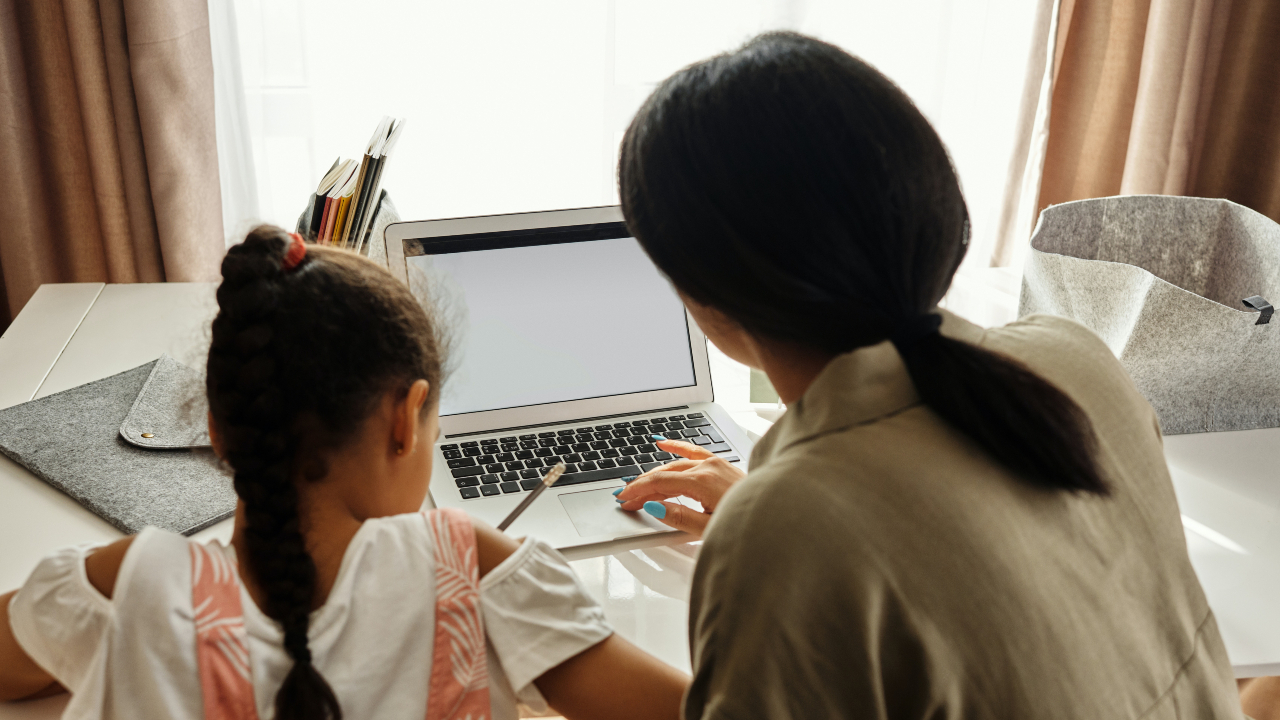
[{"x1": 207, "y1": 225, "x2": 444, "y2": 720}]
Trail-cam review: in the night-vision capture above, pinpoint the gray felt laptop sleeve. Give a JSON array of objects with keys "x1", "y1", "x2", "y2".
[{"x1": 0, "y1": 356, "x2": 235, "y2": 535}]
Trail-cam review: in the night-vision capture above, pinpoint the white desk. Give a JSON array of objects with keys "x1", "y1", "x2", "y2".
[{"x1": 1, "y1": 283, "x2": 1278, "y2": 716}]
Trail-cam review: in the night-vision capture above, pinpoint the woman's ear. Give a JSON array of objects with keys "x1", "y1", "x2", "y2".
[
  {"x1": 392, "y1": 380, "x2": 432, "y2": 457},
  {"x1": 207, "y1": 412, "x2": 226, "y2": 460}
]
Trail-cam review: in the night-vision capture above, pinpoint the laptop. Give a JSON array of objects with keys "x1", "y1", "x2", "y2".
[{"x1": 385, "y1": 206, "x2": 754, "y2": 551}]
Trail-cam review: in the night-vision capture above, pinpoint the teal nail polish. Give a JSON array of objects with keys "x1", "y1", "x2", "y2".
[
  {"x1": 643, "y1": 501, "x2": 667, "y2": 519},
  {"x1": 612, "y1": 487, "x2": 624, "y2": 496},
  {"x1": 621, "y1": 475, "x2": 638, "y2": 483},
  {"x1": 651, "y1": 434, "x2": 666, "y2": 441}
]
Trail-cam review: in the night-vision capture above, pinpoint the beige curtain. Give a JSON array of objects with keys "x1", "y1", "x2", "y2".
[
  {"x1": 991, "y1": 0, "x2": 1280, "y2": 266},
  {"x1": 0, "y1": 0, "x2": 224, "y2": 330}
]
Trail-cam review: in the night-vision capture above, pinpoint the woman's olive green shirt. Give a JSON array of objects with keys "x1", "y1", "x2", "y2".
[{"x1": 685, "y1": 311, "x2": 1242, "y2": 720}]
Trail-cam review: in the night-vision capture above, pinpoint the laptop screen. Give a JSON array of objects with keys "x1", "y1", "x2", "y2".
[{"x1": 404, "y1": 222, "x2": 697, "y2": 417}]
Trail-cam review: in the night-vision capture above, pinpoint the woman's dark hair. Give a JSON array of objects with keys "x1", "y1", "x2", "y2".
[
  {"x1": 619, "y1": 31, "x2": 1107, "y2": 495},
  {"x1": 207, "y1": 226, "x2": 445, "y2": 720}
]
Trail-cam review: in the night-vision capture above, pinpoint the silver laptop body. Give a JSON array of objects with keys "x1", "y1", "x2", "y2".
[{"x1": 385, "y1": 206, "x2": 753, "y2": 553}]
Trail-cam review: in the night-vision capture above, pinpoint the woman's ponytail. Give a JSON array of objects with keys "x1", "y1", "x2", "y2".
[{"x1": 895, "y1": 316, "x2": 1108, "y2": 495}]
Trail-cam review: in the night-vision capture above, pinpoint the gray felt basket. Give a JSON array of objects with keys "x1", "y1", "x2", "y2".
[{"x1": 1019, "y1": 195, "x2": 1279, "y2": 435}]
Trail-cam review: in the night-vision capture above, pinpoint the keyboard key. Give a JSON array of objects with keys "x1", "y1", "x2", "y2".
[
  {"x1": 638, "y1": 443, "x2": 657, "y2": 453},
  {"x1": 571, "y1": 443, "x2": 590, "y2": 452},
  {"x1": 692, "y1": 436, "x2": 713, "y2": 446},
  {"x1": 515, "y1": 449, "x2": 534, "y2": 459},
  {"x1": 631, "y1": 428, "x2": 651, "y2": 437},
  {"x1": 554, "y1": 445, "x2": 572, "y2": 455},
  {"x1": 664, "y1": 422, "x2": 684, "y2": 432},
  {"x1": 705, "y1": 430, "x2": 724, "y2": 443},
  {"x1": 650, "y1": 417, "x2": 668, "y2": 423},
  {"x1": 505, "y1": 461, "x2": 524, "y2": 471},
  {"x1": 627, "y1": 436, "x2": 648, "y2": 445},
  {"x1": 723, "y1": 456, "x2": 741, "y2": 463},
  {"x1": 544, "y1": 455, "x2": 562, "y2": 466},
  {"x1": 495, "y1": 452, "x2": 515, "y2": 462},
  {"x1": 519, "y1": 441, "x2": 538, "y2": 450},
  {"x1": 520, "y1": 478, "x2": 541, "y2": 491},
  {"x1": 653, "y1": 452, "x2": 674, "y2": 461},
  {"x1": 463, "y1": 447, "x2": 482, "y2": 457},
  {"x1": 500, "y1": 481, "x2": 521, "y2": 494},
  {"x1": 575, "y1": 434, "x2": 594, "y2": 444},
  {"x1": 477, "y1": 454, "x2": 495, "y2": 464},
  {"x1": 614, "y1": 422, "x2": 631, "y2": 428},
  {"x1": 448, "y1": 458, "x2": 477, "y2": 469},
  {"x1": 601, "y1": 448, "x2": 620, "y2": 458},
  {"x1": 581, "y1": 451, "x2": 601, "y2": 461},
  {"x1": 577, "y1": 460, "x2": 598, "y2": 471},
  {"x1": 575, "y1": 426, "x2": 595, "y2": 434},
  {"x1": 684, "y1": 419, "x2": 711, "y2": 428},
  {"x1": 589, "y1": 441, "x2": 609, "y2": 450},
  {"x1": 442, "y1": 449, "x2": 461, "y2": 459},
  {"x1": 619, "y1": 446, "x2": 638, "y2": 456},
  {"x1": 640, "y1": 462, "x2": 663, "y2": 473},
  {"x1": 556, "y1": 463, "x2": 642, "y2": 487},
  {"x1": 520, "y1": 469, "x2": 540, "y2": 479},
  {"x1": 519, "y1": 434, "x2": 536, "y2": 441},
  {"x1": 500, "y1": 471, "x2": 519, "y2": 482},
  {"x1": 480, "y1": 474, "x2": 500, "y2": 484},
  {"x1": 686, "y1": 412, "x2": 704, "y2": 418},
  {"x1": 598, "y1": 458, "x2": 617, "y2": 469},
  {"x1": 455, "y1": 477, "x2": 481, "y2": 487},
  {"x1": 565, "y1": 453, "x2": 583, "y2": 463},
  {"x1": 500, "y1": 436, "x2": 517, "y2": 443},
  {"x1": 632, "y1": 418, "x2": 650, "y2": 425},
  {"x1": 485, "y1": 463, "x2": 504, "y2": 473},
  {"x1": 480, "y1": 484, "x2": 501, "y2": 496},
  {"x1": 538, "y1": 438, "x2": 558, "y2": 448},
  {"x1": 668, "y1": 414, "x2": 686, "y2": 421},
  {"x1": 481, "y1": 438, "x2": 498, "y2": 445},
  {"x1": 534, "y1": 447, "x2": 553, "y2": 457},
  {"x1": 634, "y1": 453, "x2": 654, "y2": 464},
  {"x1": 440, "y1": 443, "x2": 459, "y2": 451},
  {"x1": 538, "y1": 431, "x2": 557, "y2": 438},
  {"x1": 612, "y1": 429, "x2": 632, "y2": 439},
  {"x1": 524, "y1": 458, "x2": 543, "y2": 469},
  {"x1": 593, "y1": 432, "x2": 611, "y2": 441},
  {"x1": 706, "y1": 443, "x2": 732, "y2": 453},
  {"x1": 681, "y1": 429, "x2": 703, "y2": 438},
  {"x1": 460, "y1": 487, "x2": 480, "y2": 499},
  {"x1": 594, "y1": 424, "x2": 613, "y2": 431},
  {"x1": 462, "y1": 442, "x2": 480, "y2": 449},
  {"x1": 500, "y1": 443, "x2": 519, "y2": 452},
  {"x1": 557, "y1": 429, "x2": 575, "y2": 436},
  {"x1": 609, "y1": 438, "x2": 629, "y2": 448},
  {"x1": 561, "y1": 463, "x2": 577, "y2": 473}
]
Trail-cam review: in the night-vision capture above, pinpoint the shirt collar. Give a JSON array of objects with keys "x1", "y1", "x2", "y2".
[{"x1": 749, "y1": 309, "x2": 987, "y2": 466}]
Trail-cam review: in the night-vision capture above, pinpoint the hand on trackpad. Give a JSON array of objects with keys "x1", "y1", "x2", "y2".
[{"x1": 559, "y1": 486, "x2": 672, "y2": 538}]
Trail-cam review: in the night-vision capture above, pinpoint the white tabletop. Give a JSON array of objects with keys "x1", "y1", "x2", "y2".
[{"x1": 1, "y1": 283, "x2": 1277, "y2": 715}]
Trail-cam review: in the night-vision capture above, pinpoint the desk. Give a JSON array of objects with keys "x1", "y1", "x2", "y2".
[{"x1": 2, "y1": 284, "x2": 1278, "y2": 717}]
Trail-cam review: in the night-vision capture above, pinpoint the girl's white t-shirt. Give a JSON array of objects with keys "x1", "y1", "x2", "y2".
[{"x1": 8, "y1": 513, "x2": 614, "y2": 720}]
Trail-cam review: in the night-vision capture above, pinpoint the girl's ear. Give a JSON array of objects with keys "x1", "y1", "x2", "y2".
[
  {"x1": 393, "y1": 380, "x2": 432, "y2": 457},
  {"x1": 207, "y1": 412, "x2": 226, "y2": 460}
]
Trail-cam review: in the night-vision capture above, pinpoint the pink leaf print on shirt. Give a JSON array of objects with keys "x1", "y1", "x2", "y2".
[
  {"x1": 424, "y1": 508, "x2": 492, "y2": 720},
  {"x1": 191, "y1": 542, "x2": 260, "y2": 720}
]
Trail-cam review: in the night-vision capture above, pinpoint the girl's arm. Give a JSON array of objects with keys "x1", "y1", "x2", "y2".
[
  {"x1": 0, "y1": 536, "x2": 132, "y2": 702},
  {"x1": 474, "y1": 523, "x2": 690, "y2": 720}
]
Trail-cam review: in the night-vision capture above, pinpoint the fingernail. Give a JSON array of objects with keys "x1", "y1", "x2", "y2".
[
  {"x1": 620, "y1": 475, "x2": 638, "y2": 483},
  {"x1": 616, "y1": 497, "x2": 626, "y2": 504},
  {"x1": 651, "y1": 434, "x2": 666, "y2": 441},
  {"x1": 612, "y1": 487, "x2": 624, "y2": 496},
  {"x1": 643, "y1": 501, "x2": 667, "y2": 519}
]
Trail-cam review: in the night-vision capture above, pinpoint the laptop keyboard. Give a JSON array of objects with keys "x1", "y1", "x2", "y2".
[{"x1": 440, "y1": 412, "x2": 740, "y2": 500}]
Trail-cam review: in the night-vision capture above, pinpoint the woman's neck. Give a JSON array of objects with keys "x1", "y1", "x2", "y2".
[{"x1": 756, "y1": 341, "x2": 836, "y2": 405}]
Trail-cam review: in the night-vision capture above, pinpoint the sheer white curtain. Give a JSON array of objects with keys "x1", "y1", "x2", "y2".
[{"x1": 221, "y1": 0, "x2": 1042, "y2": 423}]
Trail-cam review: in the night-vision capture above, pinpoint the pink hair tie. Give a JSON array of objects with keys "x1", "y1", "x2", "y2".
[{"x1": 282, "y1": 232, "x2": 307, "y2": 272}]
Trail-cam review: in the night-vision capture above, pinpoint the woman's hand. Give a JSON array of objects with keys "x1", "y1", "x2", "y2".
[{"x1": 614, "y1": 438, "x2": 745, "y2": 539}]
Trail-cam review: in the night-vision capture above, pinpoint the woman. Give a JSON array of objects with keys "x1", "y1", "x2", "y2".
[{"x1": 613, "y1": 32, "x2": 1246, "y2": 719}]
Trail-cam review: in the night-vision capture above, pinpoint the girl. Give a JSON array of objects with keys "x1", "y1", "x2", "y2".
[{"x1": 0, "y1": 228, "x2": 688, "y2": 719}]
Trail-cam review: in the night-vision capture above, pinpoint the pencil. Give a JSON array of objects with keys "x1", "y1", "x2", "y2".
[{"x1": 496, "y1": 462, "x2": 567, "y2": 532}]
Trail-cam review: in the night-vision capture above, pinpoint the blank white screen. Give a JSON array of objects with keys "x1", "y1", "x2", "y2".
[{"x1": 408, "y1": 237, "x2": 696, "y2": 416}]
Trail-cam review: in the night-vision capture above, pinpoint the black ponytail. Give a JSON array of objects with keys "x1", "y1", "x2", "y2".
[
  {"x1": 619, "y1": 31, "x2": 1108, "y2": 495},
  {"x1": 208, "y1": 226, "x2": 445, "y2": 719}
]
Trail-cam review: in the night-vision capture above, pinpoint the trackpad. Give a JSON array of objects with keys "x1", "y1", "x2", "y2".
[{"x1": 559, "y1": 487, "x2": 670, "y2": 538}]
